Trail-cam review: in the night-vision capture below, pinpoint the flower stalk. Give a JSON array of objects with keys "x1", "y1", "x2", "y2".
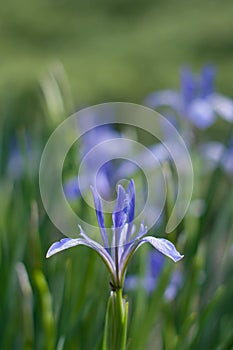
[{"x1": 103, "y1": 288, "x2": 128, "y2": 350}]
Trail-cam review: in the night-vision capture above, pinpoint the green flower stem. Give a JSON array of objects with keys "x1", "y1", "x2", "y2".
[{"x1": 103, "y1": 288, "x2": 128, "y2": 350}]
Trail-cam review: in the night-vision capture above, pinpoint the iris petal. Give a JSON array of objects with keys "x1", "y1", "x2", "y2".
[
  {"x1": 91, "y1": 186, "x2": 109, "y2": 248},
  {"x1": 46, "y1": 233, "x2": 115, "y2": 280},
  {"x1": 46, "y1": 237, "x2": 85, "y2": 258},
  {"x1": 126, "y1": 179, "x2": 135, "y2": 224},
  {"x1": 180, "y1": 67, "x2": 195, "y2": 106},
  {"x1": 139, "y1": 236, "x2": 184, "y2": 262},
  {"x1": 112, "y1": 184, "x2": 128, "y2": 229},
  {"x1": 78, "y1": 225, "x2": 115, "y2": 271},
  {"x1": 200, "y1": 65, "x2": 216, "y2": 98},
  {"x1": 126, "y1": 179, "x2": 135, "y2": 242}
]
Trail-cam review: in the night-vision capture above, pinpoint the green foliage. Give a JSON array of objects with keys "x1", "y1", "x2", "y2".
[{"x1": 1, "y1": 0, "x2": 233, "y2": 107}]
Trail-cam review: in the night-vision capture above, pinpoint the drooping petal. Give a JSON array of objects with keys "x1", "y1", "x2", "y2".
[
  {"x1": 112, "y1": 184, "x2": 128, "y2": 229},
  {"x1": 46, "y1": 232, "x2": 115, "y2": 282},
  {"x1": 78, "y1": 225, "x2": 115, "y2": 272},
  {"x1": 120, "y1": 235, "x2": 183, "y2": 282},
  {"x1": 91, "y1": 186, "x2": 109, "y2": 248},
  {"x1": 139, "y1": 236, "x2": 184, "y2": 262},
  {"x1": 46, "y1": 237, "x2": 85, "y2": 258}
]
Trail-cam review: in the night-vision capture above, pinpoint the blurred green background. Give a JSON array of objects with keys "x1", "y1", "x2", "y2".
[{"x1": 1, "y1": 0, "x2": 233, "y2": 110}]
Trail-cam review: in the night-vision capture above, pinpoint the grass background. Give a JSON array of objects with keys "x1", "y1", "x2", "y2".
[{"x1": 1, "y1": 0, "x2": 233, "y2": 109}]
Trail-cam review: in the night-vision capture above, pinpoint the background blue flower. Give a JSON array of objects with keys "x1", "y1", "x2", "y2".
[{"x1": 144, "y1": 65, "x2": 233, "y2": 129}]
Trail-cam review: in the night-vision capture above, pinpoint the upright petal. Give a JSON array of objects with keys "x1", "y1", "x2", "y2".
[
  {"x1": 200, "y1": 65, "x2": 216, "y2": 98},
  {"x1": 119, "y1": 221, "x2": 147, "y2": 269},
  {"x1": 91, "y1": 186, "x2": 109, "y2": 248},
  {"x1": 126, "y1": 179, "x2": 135, "y2": 223},
  {"x1": 135, "y1": 222, "x2": 148, "y2": 240},
  {"x1": 180, "y1": 67, "x2": 195, "y2": 106},
  {"x1": 112, "y1": 184, "x2": 128, "y2": 229},
  {"x1": 126, "y1": 179, "x2": 135, "y2": 242}
]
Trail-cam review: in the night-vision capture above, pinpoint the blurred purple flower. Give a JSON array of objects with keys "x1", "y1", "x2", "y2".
[
  {"x1": 7, "y1": 136, "x2": 38, "y2": 179},
  {"x1": 63, "y1": 177, "x2": 81, "y2": 200},
  {"x1": 125, "y1": 251, "x2": 165, "y2": 293},
  {"x1": 164, "y1": 270, "x2": 183, "y2": 301},
  {"x1": 199, "y1": 136, "x2": 233, "y2": 176},
  {"x1": 144, "y1": 65, "x2": 233, "y2": 129},
  {"x1": 63, "y1": 125, "x2": 122, "y2": 200},
  {"x1": 125, "y1": 250, "x2": 182, "y2": 300},
  {"x1": 115, "y1": 143, "x2": 170, "y2": 180},
  {"x1": 47, "y1": 179, "x2": 183, "y2": 290}
]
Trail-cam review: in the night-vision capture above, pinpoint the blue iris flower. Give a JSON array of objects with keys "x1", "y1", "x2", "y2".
[
  {"x1": 144, "y1": 65, "x2": 233, "y2": 129},
  {"x1": 47, "y1": 179, "x2": 183, "y2": 289}
]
